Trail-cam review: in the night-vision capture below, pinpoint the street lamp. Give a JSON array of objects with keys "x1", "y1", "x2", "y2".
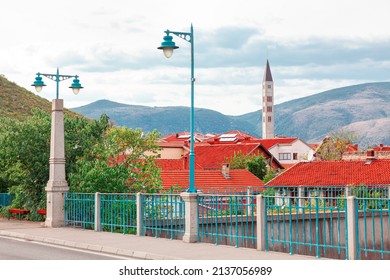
[
  {"x1": 158, "y1": 24, "x2": 196, "y2": 193},
  {"x1": 32, "y1": 68, "x2": 83, "y2": 98},
  {"x1": 31, "y1": 68, "x2": 83, "y2": 227}
]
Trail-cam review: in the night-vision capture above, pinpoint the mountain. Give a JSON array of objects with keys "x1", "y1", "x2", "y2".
[
  {"x1": 73, "y1": 100, "x2": 257, "y2": 136},
  {"x1": 0, "y1": 75, "x2": 79, "y2": 120},
  {"x1": 273, "y1": 82, "x2": 390, "y2": 147},
  {"x1": 72, "y1": 82, "x2": 390, "y2": 147},
  {"x1": 0, "y1": 75, "x2": 52, "y2": 120}
]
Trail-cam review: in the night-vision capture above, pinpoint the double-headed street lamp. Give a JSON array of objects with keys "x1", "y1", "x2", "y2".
[
  {"x1": 31, "y1": 68, "x2": 83, "y2": 227},
  {"x1": 158, "y1": 24, "x2": 196, "y2": 193}
]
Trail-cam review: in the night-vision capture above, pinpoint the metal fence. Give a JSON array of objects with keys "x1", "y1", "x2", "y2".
[
  {"x1": 0, "y1": 193, "x2": 12, "y2": 207},
  {"x1": 141, "y1": 194, "x2": 185, "y2": 239},
  {"x1": 355, "y1": 197, "x2": 390, "y2": 260},
  {"x1": 64, "y1": 193, "x2": 95, "y2": 229},
  {"x1": 197, "y1": 194, "x2": 257, "y2": 248},
  {"x1": 264, "y1": 195, "x2": 349, "y2": 259},
  {"x1": 100, "y1": 193, "x2": 137, "y2": 234}
]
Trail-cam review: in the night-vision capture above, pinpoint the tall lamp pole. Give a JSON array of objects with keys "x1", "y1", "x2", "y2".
[
  {"x1": 31, "y1": 68, "x2": 83, "y2": 227},
  {"x1": 158, "y1": 24, "x2": 196, "y2": 193}
]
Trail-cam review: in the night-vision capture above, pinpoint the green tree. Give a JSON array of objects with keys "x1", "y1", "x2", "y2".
[
  {"x1": 0, "y1": 110, "x2": 110, "y2": 212},
  {"x1": 229, "y1": 152, "x2": 268, "y2": 181},
  {"x1": 68, "y1": 127, "x2": 162, "y2": 193}
]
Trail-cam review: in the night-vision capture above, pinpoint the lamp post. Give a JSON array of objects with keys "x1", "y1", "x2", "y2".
[
  {"x1": 32, "y1": 68, "x2": 83, "y2": 227},
  {"x1": 158, "y1": 24, "x2": 196, "y2": 193}
]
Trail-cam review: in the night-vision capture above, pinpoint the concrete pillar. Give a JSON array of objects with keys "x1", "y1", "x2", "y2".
[
  {"x1": 256, "y1": 195, "x2": 266, "y2": 251},
  {"x1": 94, "y1": 192, "x2": 101, "y2": 232},
  {"x1": 345, "y1": 186, "x2": 352, "y2": 197},
  {"x1": 45, "y1": 99, "x2": 69, "y2": 228},
  {"x1": 247, "y1": 187, "x2": 253, "y2": 214},
  {"x1": 347, "y1": 196, "x2": 357, "y2": 260},
  {"x1": 180, "y1": 192, "x2": 198, "y2": 243},
  {"x1": 136, "y1": 193, "x2": 143, "y2": 236},
  {"x1": 298, "y1": 187, "x2": 304, "y2": 214}
]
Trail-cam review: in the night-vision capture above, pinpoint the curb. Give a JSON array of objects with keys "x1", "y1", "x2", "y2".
[{"x1": 0, "y1": 230, "x2": 180, "y2": 260}]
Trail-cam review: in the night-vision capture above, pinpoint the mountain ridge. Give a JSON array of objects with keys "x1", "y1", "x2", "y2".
[{"x1": 72, "y1": 82, "x2": 390, "y2": 146}]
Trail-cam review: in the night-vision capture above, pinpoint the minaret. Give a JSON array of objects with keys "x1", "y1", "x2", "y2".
[{"x1": 262, "y1": 59, "x2": 274, "y2": 139}]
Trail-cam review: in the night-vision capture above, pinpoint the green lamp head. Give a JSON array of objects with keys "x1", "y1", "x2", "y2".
[
  {"x1": 69, "y1": 76, "x2": 83, "y2": 95},
  {"x1": 158, "y1": 33, "x2": 179, "y2": 58},
  {"x1": 31, "y1": 73, "x2": 46, "y2": 93}
]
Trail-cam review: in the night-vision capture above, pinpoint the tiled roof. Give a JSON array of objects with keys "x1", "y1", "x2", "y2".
[
  {"x1": 189, "y1": 143, "x2": 272, "y2": 169},
  {"x1": 266, "y1": 159, "x2": 390, "y2": 186},
  {"x1": 156, "y1": 159, "x2": 185, "y2": 170},
  {"x1": 161, "y1": 132, "x2": 210, "y2": 143},
  {"x1": 257, "y1": 138, "x2": 298, "y2": 149},
  {"x1": 161, "y1": 169, "x2": 264, "y2": 190}
]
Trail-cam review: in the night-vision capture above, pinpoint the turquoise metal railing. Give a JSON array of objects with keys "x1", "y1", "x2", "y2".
[
  {"x1": 197, "y1": 194, "x2": 257, "y2": 248},
  {"x1": 264, "y1": 195, "x2": 348, "y2": 259},
  {"x1": 100, "y1": 193, "x2": 137, "y2": 234},
  {"x1": 64, "y1": 193, "x2": 95, "y2": 229},
  {"x1": 355, "y1": 197, "x2": 389, "y2": 260},
  {"x1": 141, "y1": 194, "x2": 185, "y2": 239},
  {"x1": 0, "y1": 193, "x2": 12, "y2": 207},
  {"x1": 351, "y1": 186, "x2": 388, "y2": 198}
]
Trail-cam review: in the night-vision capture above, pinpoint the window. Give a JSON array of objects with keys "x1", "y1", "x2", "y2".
[
  {"x1": 267, "y1": 96, "x2": 273, "y2": 102},
  {"x1": 279, "y1": 153, "x2": 291, "y2": 160},
  {"x1": 293, "y1": 153, "x2": 298, "y2": 160},
  {"x1": 268, "y1": 85, "x2": 272, "y2": 89},
  {"x1": 268, "y1": 116, "x2": 272, "y2": 122},
  {"x1": 267, "y1": 106, "x2": 272, "y2": 112}
]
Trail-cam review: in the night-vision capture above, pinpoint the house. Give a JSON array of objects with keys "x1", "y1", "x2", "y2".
[
  {"x1": 155, "y1": 130, "x2": 284, "y2": 171},
  {"x1": 257, "y1": 137, "x2": 315, "y2": 168},
  {"x1": 342, "y1": 145, "x2": 390, "y2": 160},
  {"x1": 266, "y1": 155, "x2": 390, "y2": 198},
  {"x1": 153, "y1": 131, "x2": 212, "y2": 159}
]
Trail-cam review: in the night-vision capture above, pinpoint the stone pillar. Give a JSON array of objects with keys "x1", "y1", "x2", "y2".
[
  {"x1": 94, "y1": 192, "x2": 101, "y2": 232},
  {"x1": 136, "y1": 193, "x2": 143, "y2": 236},
  {"x1": 180, "y1": 192, "x2": 198, "y2": 243},
  {"x1": 45, "y1": 99, "x2": 69, "y2": 228},
  {"x1": 256, "y1": 195, "x2": 266, "y2": 251},
  {"x1": 347, "y1": 196, "x2": 357, "y2": 260}
]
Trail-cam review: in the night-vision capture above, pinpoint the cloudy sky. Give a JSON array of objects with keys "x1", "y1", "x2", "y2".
[{"x1": 1, "y1": 0, "x2": 390, "y2": 115}]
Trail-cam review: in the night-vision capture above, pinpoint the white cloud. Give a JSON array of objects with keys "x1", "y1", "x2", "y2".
[{"x1": 1, "y1": 0, "x2": 390, "y2": 115}]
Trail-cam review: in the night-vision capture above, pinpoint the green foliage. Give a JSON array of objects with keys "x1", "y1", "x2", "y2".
[
  {"x1": 262, "y1": 168, "x2": 277, "y2": 183},
  {"x1": 0, "y1": 110, "x2": 110, "y2": 215},
  {"x1": 69, "y1": 126, "x2": 162, "y2": 193},
  {"x1": 229, "y1": 152, "x2": 268, "y2": 180}
]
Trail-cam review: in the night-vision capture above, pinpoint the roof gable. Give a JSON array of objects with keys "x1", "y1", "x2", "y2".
[{"x1": 258, "y1": 137, "x2": 298, "y2": 149}]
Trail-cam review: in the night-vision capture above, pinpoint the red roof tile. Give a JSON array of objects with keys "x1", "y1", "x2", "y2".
[
  {"x1": 161, "y1": 169, "x2": 264, "y2": 191},
  {"x1": 266, "y1": 159, "x2": 390, "y2": 186},
  {"x1": 156, "y1": 159, "x2": 185, "y2": 170}
]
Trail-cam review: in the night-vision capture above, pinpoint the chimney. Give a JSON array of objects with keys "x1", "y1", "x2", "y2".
[
  {"x1": 366, "y1": 149, "x2": 375, "y2": 162},
  {"x1": 221, "y1": 163, "x2": 230, "y2": 178}
]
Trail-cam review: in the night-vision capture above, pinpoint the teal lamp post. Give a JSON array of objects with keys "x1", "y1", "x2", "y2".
[
  {"x1": 158, "y1": 24, "x2": 196, "y2": 193},
  {"x1": 32, "y1": 68, "x2": 83, "y2": 98},
  {"x1": 31, "y1": 68, "x2": 83, "y2": 227}
]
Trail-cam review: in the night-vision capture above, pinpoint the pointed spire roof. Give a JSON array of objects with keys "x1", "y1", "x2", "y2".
[{"x1": 263, "y1": 59, "x2": 273, "y2": 82}]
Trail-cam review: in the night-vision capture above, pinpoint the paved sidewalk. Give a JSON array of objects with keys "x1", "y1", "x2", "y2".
[{"x1": 0, "y1": 218, "x2": 320, "y2": 260}]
